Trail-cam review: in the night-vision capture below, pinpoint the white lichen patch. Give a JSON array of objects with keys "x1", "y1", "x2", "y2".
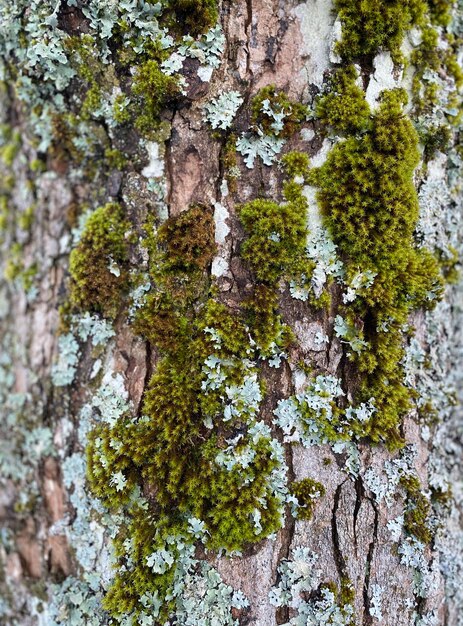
[
  {"x1": 365, "y1": 53, "x2": 400, "y2": 109},
  {"x1": 141, "y1": 142, "x2": 164, "y2": 179},
  {"x1": 204, "y1": 91, "x2": 243, "y2": 130},
  {"x1": 292, "y1": 0, "x2": 337, "y2": 87}
]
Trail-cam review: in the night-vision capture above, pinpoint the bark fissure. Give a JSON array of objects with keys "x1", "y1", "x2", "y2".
[
  {"x1": 331, "y1": 480, "x2": 349, "y2": 581},
  {"x1": 362, "y1": 492, "x2": 379, "y2": 626}
]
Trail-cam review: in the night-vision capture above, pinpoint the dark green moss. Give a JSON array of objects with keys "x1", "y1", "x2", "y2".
[
  {"x1": 158, "y1": 204, "x2": 217, "y2": 271},
  {"x1": 244, "y1": 285, "x2": 293, "y2": 355},
  {"x1": 163, "y1": 0, "x2": 219, "y2": 36},
  {"x1": 69, "y1": 202, "x2": 130, "y2": 318},
  {"x1": 290, "y1": 478, "x2": 326, "y2": 520},
  {"x1": 334, "y1": 0, "x2": 427, "y2": 62},
  {"x1": 315, "y1": 66, "x2": 371, "y2": 134}
]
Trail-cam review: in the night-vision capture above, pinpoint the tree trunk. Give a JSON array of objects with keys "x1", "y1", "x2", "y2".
[{"x1": 0, "y1": 1, "x2": 462, "y2": 624}]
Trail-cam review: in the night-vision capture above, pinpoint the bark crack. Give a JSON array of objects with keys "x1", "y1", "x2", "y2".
[
  {"x1": 275, "y1": 436, "x2": 296, "y2": 625},
  {"x1": 362, "y1": 491, "x2": 379, "y2": 626},
  {"x1": 244, "y1": 0, "x2": 253, "y2": 77},
  {"x1": 352, "y1": 475, "x2": 363, "y2": 553},
  {"x1": 331, "y1": 481, "x2": 349, "y2": 582}
]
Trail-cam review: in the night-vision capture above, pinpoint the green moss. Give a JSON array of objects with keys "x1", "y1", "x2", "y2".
[
  {"x1": 400, "y1": 475, "x2": 432, "y2": 544},
  {"x1": 251, "y1": 86, "x2": 309, "y2": 138},
  {"x1": 104, "y1": 148, "x2": 126, "y2": 170},
  {"x1": 69, "y1": 203, "x2": 130, "y2": 318},
  {"x1": 0, "y1": 131, "x2": 20, "y2": 167},
  {"x1": 310, "y1": 89, "x2": 443, "y2": 447},
  {"x1": 428, "y1": 0, "x2": 453, "y2": 26},
  {"x1": 238, "y1": 157, "x2": 310, "y2": 284},
  {"x1": 244, "y1": 285, "x2": 293, "y2": 355},
  {"x1": 222, "y1": 133, "x2": 240, "y2": 194},
  {"x1": 158, "y1": 204, "x2": 217, "y2": 271},
  {"x1": 163, "y1": 0, "x2": 219, "y2": 36},
  {"x1": 290, "y1": 478, "x2": 326, "y2": 520},
  {"x1": 133, "y1": 206, "x2": 215, "y2": 350},
  {"x1": 132, "y1": 59, "x2": 180, "y2": 134},
  {"x1": 334, "y1": 0, "x2": 427, "y2": 62},
  {"x1": 315, "y1": 66, "x2": 371, "y2": 134},
  {"x1": 88, "y1": 203, "x2": 289, "y2": 621}
]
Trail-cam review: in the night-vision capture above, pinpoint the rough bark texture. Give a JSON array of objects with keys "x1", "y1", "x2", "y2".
[{"x1": 0, "y1": 1, "x2": 462, "y2": 625}]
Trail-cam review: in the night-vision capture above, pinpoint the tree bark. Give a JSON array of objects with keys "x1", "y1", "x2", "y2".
[{"x1": 0, "y1": 1, "x2": 462, "y2": 625}]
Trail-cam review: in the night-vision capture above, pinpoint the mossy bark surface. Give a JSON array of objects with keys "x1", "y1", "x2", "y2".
[{"x1": 0, "y1": 1, "x2": 462, "y2": 625}]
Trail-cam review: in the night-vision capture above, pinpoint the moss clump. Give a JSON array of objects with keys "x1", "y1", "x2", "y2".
[
  {"x1": 69, "y1": 203, "x2": 130, "y2": 317},
  {"x1": 315, "y1": 66, "x2": 371, "y2": 134},
  {"x1": 290, "y1": 478, "x2": 326, "y2": 520},
  {"x1": 334, "y1": 0, "x2": 427, "y2": 62},
  {"x1": 158, "y1": 204, "x2": 216, "y2": 271},
  {"x1": 251, "y1": 86, "x2": 309, "y2": 138},
  {"x1": 163, "y1": 0, "x2": 219, "y2": 36},
  {"x1": 400, "y1": 475, "x2": 432, "y2": 544},
  {"x1": 238, "y1": 154, "x2": 310, "y2": 284},
  {"x1": 428, "y1": 0, "x2": 453, "y2": 26},
  {"x1": 133, "y1": 206, "x2": 215, "y2": 350},
  {"x1": 89, "y1": 203, "x2": 288, "y2": 622},
  {"x1": 132, "y1": 59, "x2": 179, "y2": 133},
  {"x1": 222, "y1": 133, "x2": 240, "y2": 194},
  {"x1": 244, "y1": 285, "x2": 293, "y2": 355},
  {"x1": 310, "y1": 89, "x2": 443, "y2": 447}
]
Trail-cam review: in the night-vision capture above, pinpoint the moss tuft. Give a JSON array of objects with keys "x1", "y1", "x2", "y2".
[
  {"x1": 132, "y1": 58, "x2": 180, "y2": 134},
  {"x1": 238, "y1": 156, "x2": 310, "y2": 285},
  {"x1": 69, "y1": 203, "x2": 130, "y2": 318},
  {"x1": 163, "y1": 0, "x2": 219, "y2": 36},
  {"x1": 334, "y1": 0, "x2": 427, "y2": 62},
  {"x1": 315, "y1": 66, "x2": 371, "y2": 134},
  {"x1": 290, "y1": 478, "x2": 326, "y2": 520},
  {"x1": 158, "y1": 204, "x2": 217, "y2": 272},
  {"x1": 400, "y1": 475, "x2": 432, "y2": 544}
]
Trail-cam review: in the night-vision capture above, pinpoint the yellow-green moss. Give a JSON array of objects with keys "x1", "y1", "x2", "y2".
[
  {"x1": 69, "y1": 202, "x2": 130, "y2": 318},
  {"x1": 400, "y1": 475, "x2": 432, "y2": 544},
  {"x1": 132, "y1": 58, "x2": 180, "y2": 134},
  {"x1": 334, "y1": 0, "x2": 427, "y2": 62},
  {"x1": 310, "y1": 89, "x2": 443, "y2": 447},
  {"x1": 238, "y1": 154, "x2": 310, "y2": 284},
  {"x1": 315, "y1": 66, "x2": 371, "y2": 134}
]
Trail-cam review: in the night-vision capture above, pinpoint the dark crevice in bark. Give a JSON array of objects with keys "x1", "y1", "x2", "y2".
[
  {"x1": 164, "y1": 111, "x2": 176, "y2": 212},
  {"x1": 244, "y1": 0, "x2": 253, "y2": 77},
  {"x1": 362, "y1": 491, "x2": 379, "y2": 626},
  {"x1": 352, "y1": 475, "x2": 364, "y2": 553},
  {"x1": 275, "y1": 406, "x2": 296, "y2": 625},
  {"x1": 331, "y1": 481, "x2": 349, "y2": 581}
]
